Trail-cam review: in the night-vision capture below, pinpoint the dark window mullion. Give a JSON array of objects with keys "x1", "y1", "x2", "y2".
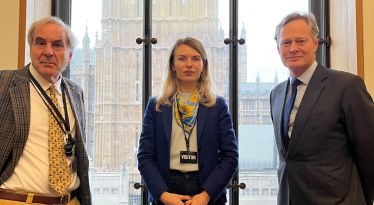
[
  {"x1": 142, "y1": 0, "x2": 152, "y2": 205},
  {"x1": 52, "y1": 0, "x2": 72, "y2": 78},
  {"x1": 228, "y1": 0, "x2": 239, "y2": 205},
  {"x1": 310, "y1": 0, "x2": 330, "y2": 68},
  {"x1": 142, "y1": 0, "x2": 153, "y2": 115}
]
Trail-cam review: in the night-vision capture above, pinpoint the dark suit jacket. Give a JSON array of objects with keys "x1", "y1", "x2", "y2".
[
  {"x1": 137, "y1": 96, "x2": 238, "y2": 204},
  {"x1": 270, "y1": 64, "x2": 374, "y2": 205},
  {"x1": 0, "y1": 65, "x2": 92, "y2": 205}
]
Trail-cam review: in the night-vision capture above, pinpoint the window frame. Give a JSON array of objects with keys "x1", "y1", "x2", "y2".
[{"x1": 53, "y1": 0, "x2": 329, "y2": 204}]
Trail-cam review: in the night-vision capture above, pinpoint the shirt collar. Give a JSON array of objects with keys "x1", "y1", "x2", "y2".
[
  {"x1": 30, "y1": 64, "x2": 62, "y2": 95},
  {"x1": 289, "y1": 60, "x2": 318, "y2": 86}
]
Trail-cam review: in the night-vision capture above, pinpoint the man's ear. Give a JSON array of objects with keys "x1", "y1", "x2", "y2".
[
  {"x1": 68, "y1": 49, "x2": 74, "y2": 63},
  {"x1": 313, "y1": 39, "x2": 318, "y2": 52}
]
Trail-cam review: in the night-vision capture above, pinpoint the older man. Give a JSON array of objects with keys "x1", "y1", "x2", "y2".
[
  {"x1": 0, "y1": 16, "x2": 91, "y2": 205},
  {"x1": 270, "y1": 12, "x2": 374, "y2": 205}
]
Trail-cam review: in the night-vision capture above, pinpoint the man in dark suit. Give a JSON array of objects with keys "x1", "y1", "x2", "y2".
[
  {"x1": 270, "y1": 11, "x2": 374, "y2": 205},
  {"x1": 0, "y1": 16, "x2": 91, "y2": 205}
]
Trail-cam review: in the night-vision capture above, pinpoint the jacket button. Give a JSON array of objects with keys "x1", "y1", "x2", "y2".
[
  {"x1": 200, "y1": 165, "x2": 205, "y2": 170},
  {"x1": 286, "y1": 160, "x2": 290, "y2": 164}
]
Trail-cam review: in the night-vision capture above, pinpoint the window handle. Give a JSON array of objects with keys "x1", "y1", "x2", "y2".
[
  {"x1": 224, "y1": 38, "x2": 245, "y2": 45},
  {"x1": 318, "y1": 36, "x2": 330, "y2": 46},
  {"x1": 134, "y1": 183, "x2": 147, "y2": 191},
  {"x1": 226, "y1": 181, "x2": 246, "y2": 191},
  {"x1": 136, "y1": 37, "x2": 157, "y2": 45}
]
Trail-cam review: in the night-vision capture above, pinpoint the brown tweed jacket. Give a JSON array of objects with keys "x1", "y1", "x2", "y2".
[{"x1": 0, "y1": 65, "x2": 92, "y2": 205}]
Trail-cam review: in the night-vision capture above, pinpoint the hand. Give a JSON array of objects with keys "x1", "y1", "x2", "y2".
[
  {"x1": 159, "y1": 191, "x2": 192, "y2": 205},
  {"x1": 184, "y1": 191, "x2": 210, "y2": 205}
]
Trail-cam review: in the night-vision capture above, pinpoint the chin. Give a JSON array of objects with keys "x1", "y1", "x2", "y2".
[{"x1": 287, "y1": 63, "x2": 305, "y2": 69}]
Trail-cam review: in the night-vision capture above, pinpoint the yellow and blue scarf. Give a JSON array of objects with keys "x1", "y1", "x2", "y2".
[{"x1": 174, "y1": 88, "x2": 199, "y2": 134}]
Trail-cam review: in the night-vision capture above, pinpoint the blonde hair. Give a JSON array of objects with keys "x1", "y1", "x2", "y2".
[{"x1": 156, "y1": 37, "x2": 216, "y2": 111}]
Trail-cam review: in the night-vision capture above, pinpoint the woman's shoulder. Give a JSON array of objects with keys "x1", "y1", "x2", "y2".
[
  {"x1": 147, "y1": 95, "x2": 173, "y2": 110},
  {"x1": 214, "y1": 95, "x2": 228, "y2": 107},
  {"x1": 215, "y1": 95, "x2": 226, "y2": 102},
  {"x1": 144, "y1": 96, "x2": 158, "y2": 109}
]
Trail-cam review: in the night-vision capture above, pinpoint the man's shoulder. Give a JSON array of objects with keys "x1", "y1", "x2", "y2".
[
  {"x1": 325, "y1": 66, "x2": 361, "y2": 81},
  {"x1": 0, "y1": 66, "x2": 27, "y2": 75},
  {"x1": 0, "y1": 66, "x2": 29, "y2": 84},
  {"x1": 314, "y1": 65, "x2": 364, "y2": 88},
  {"x1": 62, "y1": 77, "x2": 83, "y2": 92},
  {"x1": 0, "y1": 69, "x2": 17, "y2": 80},
  {"x1": 271, "y1": 80, "x2": 288, "y2": 94}
]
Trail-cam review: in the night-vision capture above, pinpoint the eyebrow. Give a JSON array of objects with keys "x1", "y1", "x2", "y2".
[
  {"x1": 176, "y1": 55, "x2": 201, "y2": 57},
  {"x1": 34, "y1": 37, "x2": 64, "y2": 44}
]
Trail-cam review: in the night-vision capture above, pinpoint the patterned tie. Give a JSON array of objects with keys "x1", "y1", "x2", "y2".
[
  {"x1": 282, "y1": 78, "x2": 302, "y2": 150},
  {"x1": 48, "y1": 85, "x2": 71, "y2": 194}
]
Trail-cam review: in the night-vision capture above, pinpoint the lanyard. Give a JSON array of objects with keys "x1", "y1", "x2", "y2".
[
  {"x1": 28, "y1": 70, "x2": 72, "y2": 138},
  {"x1": 178, "y1": 110, "x2": 197, "y2": 153},
  {"x1": 28, "y1": 70, "x2": 76, "y2": 157}
]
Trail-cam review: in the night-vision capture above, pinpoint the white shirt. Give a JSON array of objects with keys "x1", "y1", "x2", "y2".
[
  {"x1": 286, "y1": 61, "x2": 318, "y2": 138},
  {"x1": 0, "y1": 64, "x2": 80, "y2": 195}
]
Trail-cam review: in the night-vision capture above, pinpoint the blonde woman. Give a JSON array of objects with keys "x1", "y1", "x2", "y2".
[{"x1": 137, "y1": 37, "x2": 238, "y2": 205}]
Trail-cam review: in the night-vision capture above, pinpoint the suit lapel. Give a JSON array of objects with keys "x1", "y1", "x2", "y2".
[
  {"x1": 62, "y1": 78, "x2": 85, "y2": 142},
  {"x1": 197, "y1": 104, "x2": 208, "y2": 142},
  {"x1": 274, "y1": 81, "x2": 289, "y2": 156},
  {"x1": 161, "y1": 103, "x2": 172, "y2": 145},
  {"x1": 287, "y1": 65, "x2": 327, "y2": 155},
  {"x1": 9, "y1": 67, "x2": 31, "y2": 163}
]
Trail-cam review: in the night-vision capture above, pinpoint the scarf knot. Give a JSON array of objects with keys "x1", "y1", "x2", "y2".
[{"x1": 174, "y1": 88, "x2": 199, "y2": 134}]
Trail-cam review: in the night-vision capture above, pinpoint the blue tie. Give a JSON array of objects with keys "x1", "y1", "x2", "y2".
[{"x1": 282, "y1": 78, "x2": 302, "y2": 150}]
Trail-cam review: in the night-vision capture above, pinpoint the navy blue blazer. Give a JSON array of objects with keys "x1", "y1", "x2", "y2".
[{"x1": 137, "y1": 96, "x2": 238, "y2": 204}]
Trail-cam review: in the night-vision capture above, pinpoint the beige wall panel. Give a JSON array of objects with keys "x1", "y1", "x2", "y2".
[
  {"x1": 0, "y1": 0, "x2": 20, "y2": 70},
  {"x1": 363, "y1": 0, "x2": 374, "y2": 97}
]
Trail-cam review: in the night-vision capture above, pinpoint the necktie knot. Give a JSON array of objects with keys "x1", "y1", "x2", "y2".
[
  {"x1": 49, "y1": 85, "x2": 56, "y2": 95},
  {"x1": 291, "y1": 78, "x2": 302, "y2": 86}
]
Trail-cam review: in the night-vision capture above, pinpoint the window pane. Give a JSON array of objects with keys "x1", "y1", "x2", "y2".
[
  {"x1": 71, "y1": 0, "x2": 143, "y2": 204},
  {"x1": 237, "y1": 1, "x2": 308, "y2": 205},
  {"x1": 152, "y1": 0, "x2": 229, "y2": 97},
  {"x1": 151, "y1": 0, "x2": 230, "y2": 201}
]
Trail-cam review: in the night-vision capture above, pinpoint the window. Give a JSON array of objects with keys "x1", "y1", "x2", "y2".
[{"x1": 55, "y1": 0, "x2": 329, "y2": 204}]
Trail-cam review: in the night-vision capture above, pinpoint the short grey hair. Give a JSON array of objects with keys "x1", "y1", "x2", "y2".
[
  {"x1": 27, "y1": 16, "x2": 78, "y2": 52},
  {"x1": 274, "y1": 11, "x2": 319, "y2": 45}
]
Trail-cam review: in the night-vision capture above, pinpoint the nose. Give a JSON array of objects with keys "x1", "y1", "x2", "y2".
[
  {"x1": 186, "y1": 59, "x2": 192, "y2": 68},
  {"x1": 289, "y1": 42, "x2": 299, "y2": 53},
  {"x1": 43, "y1": 43, "x2": 54, "y2": 57}
]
